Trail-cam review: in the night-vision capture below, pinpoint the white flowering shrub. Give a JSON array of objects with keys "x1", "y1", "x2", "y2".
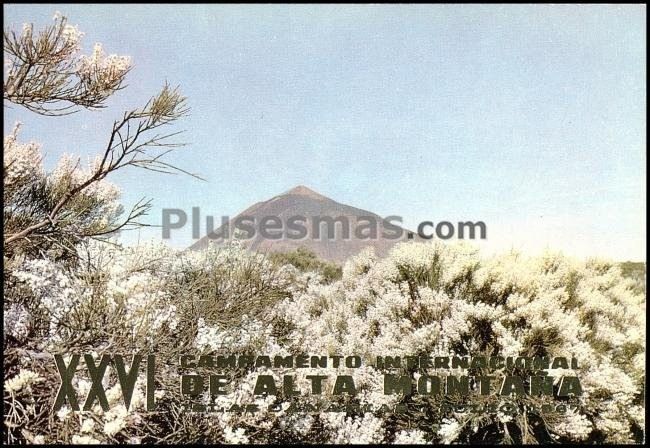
[
  {"x1": 4, "y1": 13, "x2": 192, "y2": 265},
  {"x1": 255, "y1": 242, "x2": 645, "y2": 444},
  {"x1": 4, "y1": 238, "x2": 645, "y2": 444},
  {"x1": 3, "y1": 239, "x2": 293, "y2": 443},
  {"x1": 3, "y1": 12, "x2": 192, "y2": 444}
]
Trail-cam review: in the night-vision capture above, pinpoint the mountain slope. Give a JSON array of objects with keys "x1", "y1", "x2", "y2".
[{"x1": 189, "y1": 185, "x2": 412, "y2": 261}]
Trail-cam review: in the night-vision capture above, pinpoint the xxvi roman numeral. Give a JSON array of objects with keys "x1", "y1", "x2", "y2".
[{"x1": 53, "y1": 354, "x2": 156, "y2": 412}]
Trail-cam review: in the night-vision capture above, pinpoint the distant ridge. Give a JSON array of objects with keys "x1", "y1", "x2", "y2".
[{"x1": 189, "y1": 185, "x2": 413, "y2": 262}]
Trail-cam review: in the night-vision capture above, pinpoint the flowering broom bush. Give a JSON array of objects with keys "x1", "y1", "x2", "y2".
[{"x1": 3, "y1": 238, "x2": 645, "y2": 444}]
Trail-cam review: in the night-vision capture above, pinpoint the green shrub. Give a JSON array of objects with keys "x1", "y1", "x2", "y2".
[{"x1": 268, "y1": 247, "x2": 342, "y2": 283}]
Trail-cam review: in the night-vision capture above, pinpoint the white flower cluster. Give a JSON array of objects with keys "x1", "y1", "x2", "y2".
[
  {"x1": 13, "y1": 258, "x2": 83, "y2": 338},
  {"x1": 61, "y1": 24, "x2": 83, "y2": 48},
  {"x1": 3, "y1": 123, "x2": 43, "y2": 186},
  {"x1": 195, "y1": 316, "x2": 270, "y2": 352},
  {"x1": 50, "y1": 12, "x2": 84, "y2": 55},
  {"x1": 325, "y1": 412, "x2": 384, "y2": 444},
  {"x1": 21, "y1": 23, "x2": 33, "y2": 40},
  {"x1": 438, "y1": 418, "x2": 462, "y2": 444},
  {"x1": 4, "y1": 369, "x2": 41, "y2": 394},
  {"x1": 3, "y1": 304, "x2": 31, "y2": 341},
  {"x1": 78, "y1": 43, "x2": 131, "y2": 93},
  {"x1": 93, "y1": 242, "x2": 180, "y2": 343},
  {"x1": 223, "y1": 426, "x2": 249, "y2": 444},
  {"x1": 552, "y1": 408, "x2": 593, "y2": 441},
  {"x1": 393, "y1": 429, "x2": 429, "y2": 444}
]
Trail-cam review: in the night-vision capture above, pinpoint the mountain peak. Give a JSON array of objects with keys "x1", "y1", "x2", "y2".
[
  {"x1": 283, "y1": 185, "x2": 325, "y2": 198},
  {"x1": 191, "y1": 185, "x2": 412, "y2": 261}
]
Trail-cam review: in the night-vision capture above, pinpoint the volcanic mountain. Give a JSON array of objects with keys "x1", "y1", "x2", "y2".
[{"x1": 189, "y1": 186, "x2": 413, "y2": 262}]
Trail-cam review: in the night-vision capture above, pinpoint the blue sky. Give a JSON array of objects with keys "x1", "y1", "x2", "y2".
[{"x1": 4, "y1": 4, "x2": 646, "y2": 260}]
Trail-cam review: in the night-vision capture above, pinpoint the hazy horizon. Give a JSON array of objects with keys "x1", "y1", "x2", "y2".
[{"x1": 3, "y1": 4, "x2": 646, "y2": 261}]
